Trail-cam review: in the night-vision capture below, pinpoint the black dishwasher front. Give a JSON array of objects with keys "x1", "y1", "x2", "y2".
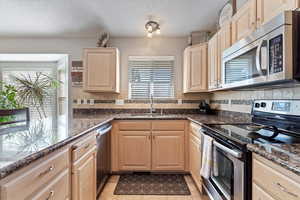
[{"x1": 96, "y1": 123, "x2": 112, "y2": 196}]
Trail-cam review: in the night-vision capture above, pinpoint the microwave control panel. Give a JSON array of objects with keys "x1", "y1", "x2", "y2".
[{"x1": 269, "y1": 34, "x2": 283, "y2": 74}]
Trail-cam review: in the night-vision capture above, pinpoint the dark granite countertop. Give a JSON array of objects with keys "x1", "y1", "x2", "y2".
[
  {"x1": 0, "y1": 111, "x2": 251, "y2": 180},
  {"x1": 247, "y1": 143, "x2": 300, "y2": 175}
]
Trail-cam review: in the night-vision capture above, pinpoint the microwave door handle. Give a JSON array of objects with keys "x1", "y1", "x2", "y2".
[{"x1": 256, "y1": 40, "x2": 268, "y2": 75}]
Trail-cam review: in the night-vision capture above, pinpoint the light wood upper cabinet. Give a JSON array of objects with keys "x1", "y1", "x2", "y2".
[
  {"x1": 208, "y1": 34, "x2": 220, "y2": 90},
  {"x1": 118, "y1": 131, "x2": 151, "y2": 171},
  {"x1": 83, "y1": 48, "x2": 120, "y2": 93},
  {"x1": 152, "y1": 131, "x2": 185, "y2": 171},
  {"x1": 231, "y1": 0, "x2": 257, "y2": 43},
  {"x1": 183, "y1": 43, "x2": 208, "y2": 93},
  {"x1": 256, "y1": 0, "x2": 300, "y2": 27}
]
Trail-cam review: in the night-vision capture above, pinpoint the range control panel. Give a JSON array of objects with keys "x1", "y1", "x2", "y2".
[{"x1": 253, "y1": 100, "x2": 300, "y2": 116}]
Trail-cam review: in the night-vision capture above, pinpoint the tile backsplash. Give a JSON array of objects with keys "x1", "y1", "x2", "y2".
[{"x1": 210, "y1": 86, "x2": 300, "y2": 113}]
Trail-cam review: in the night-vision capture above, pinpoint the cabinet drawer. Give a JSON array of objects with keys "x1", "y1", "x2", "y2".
[
  {"x1": 72, "y1": 134, "x2": 96, "y2": 162},
  {"x1": 0, "y1": 148, "x2": 69, "y2": 200},
  {"x1": 152, "y1": 120, "x2": 185, "y2": 131},
  {"x1": 118, "y1": 121, "x2": 151, "y2": 131},
  {"x1": 252, "y1": 182, "x2": 275, "y2": 200},
  {"x1": 253, "y1": 154, "x2": 300, "y2": 200},
  {"x1": 30, "y1": 169, "x2": 69, "y2": 200}
]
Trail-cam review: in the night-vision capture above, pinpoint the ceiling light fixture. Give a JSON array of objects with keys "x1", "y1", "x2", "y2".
[{"x1": 145, "y1": 21, "x2": 160, "y2": 38}]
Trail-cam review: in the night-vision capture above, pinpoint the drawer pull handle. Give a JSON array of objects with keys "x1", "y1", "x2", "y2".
[
  {"x1": 274, "y1": 182, "x2": 298, "y2": 198},
  {"x1": 46, "y1": 190, "x2": 54, "y2": 200},
  {"x1": 38, "y1": 166, "x2": 54, "y2": 177}
]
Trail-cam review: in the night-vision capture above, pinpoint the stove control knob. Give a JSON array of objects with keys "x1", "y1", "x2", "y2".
[
  {"x1": 261, "y1": 102, "x2": 267, "y2": 108},
  {"x1": 255, "y1": 103, "x2": 260, "y2": 108}
]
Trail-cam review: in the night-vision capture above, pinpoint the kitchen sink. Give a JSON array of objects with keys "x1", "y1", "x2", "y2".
[{"x1": 129, "y1": 113, "x2": 163, "y2": 117}]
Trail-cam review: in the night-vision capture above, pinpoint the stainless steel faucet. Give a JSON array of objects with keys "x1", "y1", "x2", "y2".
[{"x1": 150, "y1": 94, "x2": 155, "y2": 114}]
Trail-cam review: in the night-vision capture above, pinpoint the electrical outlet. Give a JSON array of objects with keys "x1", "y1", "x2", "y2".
[
  {"x1": 90, "y1": 99, "x2": 94, "y2": 105},
  {"x1": 83, "y1": 99, "x2": 88, "y2": 104},
  {"x1": 178, "y1": 99, "x2": 183, "y2": 105},
  {"x1": 77, "y1": 99, "x2": 81, "y2": 105},
  {"x1": 115, "y1": 99, "x2": 124, "y2": 105}
]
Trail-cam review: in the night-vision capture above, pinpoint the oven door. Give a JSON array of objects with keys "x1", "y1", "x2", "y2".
[
  {"x1": 222, "y1": 37, "x2": 268, "y2": 89},
  {"x1": 210, "y1": 141, "x2": 245, "y2": 200}
]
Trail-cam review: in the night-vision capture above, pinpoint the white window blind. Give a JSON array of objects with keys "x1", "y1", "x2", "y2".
[{"x1": 128, "y1": 56, "x2": 175, "y2": 99}]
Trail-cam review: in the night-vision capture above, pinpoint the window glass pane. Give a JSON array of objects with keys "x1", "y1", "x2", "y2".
[{"x1": 1, "y1": 66, "x2": 57, "y2": 121}]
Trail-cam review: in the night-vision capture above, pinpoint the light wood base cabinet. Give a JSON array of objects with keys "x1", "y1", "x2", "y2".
[
  {"x1": 189, "y1": 123, "x2": 203, "y2": 193},
  {"x1": 113, "y1": 120, "x2": 187, "y2": 172},
  {"x1": 152, "y1": 131, "x2": 185, "y2": 171},
  {"x1": 0, "y1": 148, "x2": 70, "y2": 200},
  {"x1": 252, "y1": 153, "x2": 300, "y2": 200},
  {"x1": 72, "y1": 147, "x2": 97, "y2": 200},
  {"x1": 72, "y1": 134, "x2": 97, "y2": 200},
  {"x1": 118, "y1": 131, "x2": 151, "y2": 171},
  {"x1": 31, "y1": 169, "x2": 70, "y2": 200}
]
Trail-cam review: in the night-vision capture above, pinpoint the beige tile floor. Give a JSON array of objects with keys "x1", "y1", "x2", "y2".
[{"x1": 98, "y1": 175, "x2": 209, "y2": 200}]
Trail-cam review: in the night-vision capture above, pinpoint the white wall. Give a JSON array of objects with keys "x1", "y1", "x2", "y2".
[{"x1": 0, "y1": 37, "x2": 97, "y2": 60}]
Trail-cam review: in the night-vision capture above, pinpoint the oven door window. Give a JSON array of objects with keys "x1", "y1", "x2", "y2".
[
  {"x1": 212, "y1": 146, "x2": 234, "y2": 199},
  {"x1": 224, "y1": 48, "x2": 259, "y2": 84}
]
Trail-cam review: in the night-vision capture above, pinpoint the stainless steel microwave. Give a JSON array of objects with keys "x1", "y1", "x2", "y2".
[{"x1": 222, "y1": 11, "x2": 300, "y2": 89}]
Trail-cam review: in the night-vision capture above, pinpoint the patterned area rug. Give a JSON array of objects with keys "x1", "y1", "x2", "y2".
[{"x1": 114, "y1": 174, "x2": 191, "y2": 195}]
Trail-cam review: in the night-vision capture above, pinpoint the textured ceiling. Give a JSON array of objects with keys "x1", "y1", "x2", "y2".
[{"x1": 0, "y1": 0, "x2": 228, "y2": 37}]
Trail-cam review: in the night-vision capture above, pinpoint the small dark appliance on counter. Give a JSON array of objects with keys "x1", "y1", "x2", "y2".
[{"x1": 199, "y1": 101, "x2": 213, "y2": 114}]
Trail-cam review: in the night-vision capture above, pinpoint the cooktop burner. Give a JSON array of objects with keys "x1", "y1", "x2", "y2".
[{"x1": 205, "y1": 123, "x2": 300, "y2": 145}]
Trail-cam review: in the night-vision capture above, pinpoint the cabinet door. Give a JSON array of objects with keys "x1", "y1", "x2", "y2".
[
  {"x1": 253, "y1": 183, "x2": 276, "y2": 200},
  {"x1": 208, "y1": 34, "x2": 219, "y2": 90},
  {"x1": 189, "y1": 134, "x2": 202, "y2": 193},
  {"x1": 183, "y1": 44, "x2": 208, "y2": 93},
  {"x1": 83, "y1": 48, "x2": 120, "y2": 93},
  {"x1": 119, "y1": 131, "x2": 151, "y2": 171},
  {"x1": 72, "y1": 148, "x2": 97, "y2": 200},
  {"x1": 231, "y1": 0, "x2": 256, "y2": 43},
  {"x1": 152, "y1": 131, "x2": 185, "y2": 171},
  {"x1": 257, "y1": 0, "x2": 299, "y2": 27}
]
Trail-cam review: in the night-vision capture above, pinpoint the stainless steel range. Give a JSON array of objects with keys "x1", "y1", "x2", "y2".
[{"x1": 201, "y1": 100, "x2": 300, "y2": 200}]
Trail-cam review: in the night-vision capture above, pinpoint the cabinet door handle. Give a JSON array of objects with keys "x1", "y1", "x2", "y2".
[
  {"x1": 274, "y1": 182, "x2": 298, "y2": 198},
  {"x1": 148, "y1": 135, "x2": 151, "y2": 140},
  {"x1": 38, "y1": 165, "x2": 54, "y2": 177},
  {"x1": 84, "y1": 144, "x2": 90, "y2": 149},
  {"x1": 153, "y1": 136, "x2": 155, "y2": 140},
  {"x1": 46, "y1": 190, "x2": 54, "y2": 200}
]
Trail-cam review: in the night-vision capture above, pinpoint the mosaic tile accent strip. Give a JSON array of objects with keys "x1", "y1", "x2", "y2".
[
  {"x1": 73, "y1": 99, "x2": 206, "y2": 104},
  {"x1": 231, "y1": 99, "x2": 254, "y2": 105},
  {"x1": 114, "y1": 174, "x2": 191, "y2": 195},
  {"x1": 210, "y1": 100, "x2": 229, "y2": 104}
]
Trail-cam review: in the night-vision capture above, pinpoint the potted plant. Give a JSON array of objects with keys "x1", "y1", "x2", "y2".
[
  {"x1": 12, "y1": 72, "x2": 61, "y2": 119},
  {"x1": 0, "y1": 81, "x2": 28, "y2": 124}
]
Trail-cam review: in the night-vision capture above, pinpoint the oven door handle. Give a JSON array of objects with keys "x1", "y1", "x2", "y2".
[
  {"x1": 213, "y1": 141, "x2": 243, "y2": 158},
  {"x1": 256, "y1": 40, "x2": 267, "y2": 76}
]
